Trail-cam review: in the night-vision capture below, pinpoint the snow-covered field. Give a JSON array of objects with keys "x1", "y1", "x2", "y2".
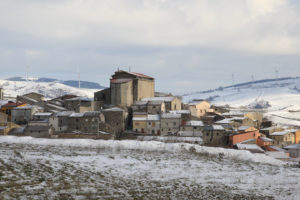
[
  {"x1": 183, "y1": 77, "x2": 300, "y2": 126},
  {"x1": 0, "y1": 80, "x2": 98, "y2": 99},
  {"x1": 0, "y1": 136, "x2": 299, "y2": 199}
]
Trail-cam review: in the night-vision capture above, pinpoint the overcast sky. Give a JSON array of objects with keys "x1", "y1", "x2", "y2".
[{"x1": 0, "y1": 0, "x2": 300, "y2": 94}]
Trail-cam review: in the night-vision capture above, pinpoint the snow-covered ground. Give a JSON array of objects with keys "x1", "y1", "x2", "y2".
[
  {"x1": 0, "y1": 136, "x2": 299, "y2": 199},
  {"x1": 0, "y1": 79, "x2": 98, "y2": 99},
  {"x1": 183, "y1": 77, "x2": 300, "y2": 126}
]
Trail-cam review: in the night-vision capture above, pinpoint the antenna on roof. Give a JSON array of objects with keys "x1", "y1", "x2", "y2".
[
  {"x1": 231, "y1": 73, "x2": 235, "y2": 85},
  {"x1": 129, "y1": 66, "x2": 131, "y2": 72}
]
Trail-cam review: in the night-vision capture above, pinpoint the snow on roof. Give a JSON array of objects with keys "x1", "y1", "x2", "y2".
[
  {"x1": 161, "y1": 113, "x2": 181, "y2": 119},
  {"x1": 142, "y1": 96, "x2": 176, "y2": 102},
  {"x1": 133, "y1": 101, "x2": 148, "y2": 106},
  {"x1": 54, "y1": 111, "x2": 74, "y2": 117},
  {"x1": 147, "y1": 114, "x2": 160, "y2": 121},
  {"x1": 269, "y1": 146, "x2": 287, "y2": 152},
  {"x1": 65, "y1": 97, "x2": 91, "y2": 101},
  {"x1": 185, "y1": 120, "x2": 204, "y2": 126},
  {"x1": 133, "y1": 117, "x2": 147, "y2": 121},
  {"x1": 284, "y1": 144, "x2": 300, "y2": 150},
  {"x1": 238, "y1": 126, "x2": 251, "y2": 131},
  {"x1": 46, "y1": 103, "x2": 67, "y2": 111},
  {"x1": 270, "y1": 130, "x2": 291, "y2": 136},
  {"x1": 238, "y1": 138, "x2": 256, "y2": 144},
  {"x1": 19, "y1": 95, "x2": 38, "y2": 102},
  {"x1": 212, "y1": 125, "x2": 224, "y2": 130},
  {"x1": 170, "y1": 110, "x2": 191, "y2": 114},
  {"x1": 103, "y1": 107, "x2": 124, "y2": 112},
  {"x1": 34, "y1": 112, "x2": 53, "y2": 116},
  {"x1": 148, "y1": 100, "x2": 164, "y2": 105},
  {"x1": 215, "y1": 118, "x2": 233, "y2": 124},
  {"x1": 69, "y1": 113, "x2": 85, "y2": 118},
  {"x1": 232, "y1": 117, "x2": 246, "y2": 121},
  {"x1": 236, "y1": 144, "x2": 264, "y2": 152},
  {"x1": 259, "y1": 137, "x2": 273, "y2": 142}
]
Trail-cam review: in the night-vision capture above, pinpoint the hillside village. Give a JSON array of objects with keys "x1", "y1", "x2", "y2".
[{"x1": 0, "y1": 70, "x2": 300, "y2": 160}]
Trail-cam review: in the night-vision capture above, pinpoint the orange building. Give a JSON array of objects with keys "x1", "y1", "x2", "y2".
[
  {"x1": 294, "y1": 130, "x2": 300, "y2": 144},
  {"x1": 256, "y1": 136, "x2": 273, "y2": 148},
  {"x1": 229, "y1": 130, "x2": 261, "y2": 147}
]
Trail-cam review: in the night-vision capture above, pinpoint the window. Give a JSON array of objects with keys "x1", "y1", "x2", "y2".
[
  {"x1": 206, "y1": 133, "x2": 209, "y2": 136},
  {"x1": 135, "y1": 122, "x2": 139, "y2": 126},
  {"x1": 153, "y1": 106, "x2": 156, "y2": 109},
  {"x1": 217, "y1": 133, "x2": 219, "y2": 136},
  {"x1": 166, "y1": 122, "x2": 168, "y2": 126},
  {"x1": 173, "y1": 122, "x2": 176, "y2": 126}
]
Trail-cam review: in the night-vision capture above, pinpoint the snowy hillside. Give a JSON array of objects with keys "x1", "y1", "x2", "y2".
[
  {"x1": 0, "y1": 79, "x2": 99, "y2": 99},
  {"x1": 6, "y1": 76, "x2": 105, "y2": 89},
  {"x1": 1, "y1": 136, "x2": 299, "y2": 199},
  {"x1": 183, "y1": 77, "x2": 300, "y2": 126}
]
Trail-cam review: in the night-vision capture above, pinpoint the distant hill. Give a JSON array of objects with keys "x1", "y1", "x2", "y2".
[
  {"x1": 183, "y1": 77, "x2": 300, "y2": 127},
  {"x1": 6, "y1": 77, "x2": 106, "y2": 90},
  {"x1": 0, "y1": 79, "x2": 101, "y2": 99}
]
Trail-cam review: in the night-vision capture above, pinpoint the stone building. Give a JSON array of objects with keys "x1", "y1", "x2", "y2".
[
  {"x1": 101, "y1": 107, "x2": 128, "y2": 138},
  {"x1": 132, "y1": 101, "x2": 148, "y2": 113},
  {"x1": 203, "y1": 125, "x2": 230, "y2": 146},
  {"x1": 24, "y1": 125, "x2": 54, "y2": 138},
  {"x1": 141, "y1": 96, "x2": 182, "y2": 112},
  {"x1": 181, "y1": 120, "x2": 204, "y2": 132},
  {"x1": 67, "y1": 111, "x2": 104, "y2": 134},
  {"x1": 188, "y1": 100, "x2": 212, "y2": 118},
  {"x1": 160, "y1": 113, "x2": 181, "y2": 136},
  {"x1": 284, "y1": 144, "x2": 300, "y2": 158},
  {"x1": 94, "y1": 70, "x2": 155, "y2": 108},
  {"x1": 64, "y1": 97, "x2": 92, "y2": 112},
  {"x1": 146, "y1": 114, "x2": 161, "y2": 135},
  {"x1": 49, "y1": 111, "x2": 74, "y2": 133},
  {"x1": 269, "y1": 130, "x2": 295, "y2": 148},
  {"x1": 11, "y1": 105, "x2": 43, "y2": 125},
  {"x1": 17, "y1": 92, "x2": 45, "y2": 105},
  {"x1": 170, "y1": 110, "x2": 191, "y2": 123},
  {"x1": 147, "y1": 100, "x2": 165, "y2": 114}
]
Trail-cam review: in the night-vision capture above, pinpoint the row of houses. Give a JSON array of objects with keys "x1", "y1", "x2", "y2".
[{"x1": 1, "y1": 70, "x2": 300, "y2": 158}]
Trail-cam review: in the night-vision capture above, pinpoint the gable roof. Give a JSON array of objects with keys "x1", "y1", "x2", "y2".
[
  {"x1": 270, "y1": 130, "x2": 291, "y2": 136},
  {"x1": 113, "y1": 70, "x2": 154, "y2": 80}
]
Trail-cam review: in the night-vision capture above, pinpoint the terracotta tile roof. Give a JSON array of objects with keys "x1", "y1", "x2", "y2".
[
  {"x1": 2, "y1": 102, "x2": 25, "y2": 107},
  {"x1": 117, "y1": 70, "x2": 154, "y2": 79}
]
